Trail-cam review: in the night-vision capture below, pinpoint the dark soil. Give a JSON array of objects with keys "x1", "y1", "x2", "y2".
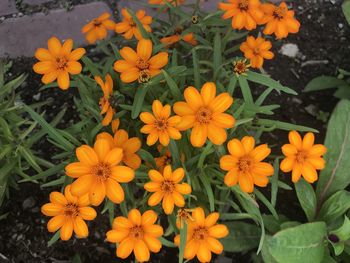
[{"x1": 1, "y1": 0, "x2": 350, "y2": 262}]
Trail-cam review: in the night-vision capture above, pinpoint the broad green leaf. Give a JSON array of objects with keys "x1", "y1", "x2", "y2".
[
  {"x1": 342, "y1": 0, "x2": 350, "y2": 25},
  {"x1": 295, "y1": 179, "x2": 316, "y2": 221},
  {"x1": 317, "y1": 190, "x2": 350, "y2": 223},
  {"x1": 262, "y1": 236, "x2": 279, "y2": 263},
  {"x1": 267, "y1": 222, "x2": 327, "y2": 263},
  {"x1": 316, "y1": 100, "x2": 350, "y2": 202},
  {"x1": 304, "y1": 75, "x2": 347, "y2": 92},
  {"x1": 330, "y1": 216, "x2": 350, "y2": 242},
  {"x1": 221, "y1": 222, "x2": 261, "y2": 252}
]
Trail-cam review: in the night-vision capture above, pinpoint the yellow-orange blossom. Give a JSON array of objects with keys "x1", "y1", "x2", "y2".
[
  {"x1": 174, "y1": 82, "x2": 235, "y2": 147},
  {"x1": 33, "y1": 37, "x2": 85, "y2": 90},
  {"x1": 114, "y1": 39, "x2": 168, "y2": 83},
  {"x1": 174, "y1": 207, "x2": 229, "y2": 263},
  {"x1": 280, "y1": 131, "x2": 326, "y2": 183},
  {"x1": 220, "y1": 136, "x2": 274, "y2": 193},
  {"x1": 106, "y1": 209, "x2": 163, "y2": 262},
  {"x1": 65, "y1": 138, "x2": 135, "y2": 206},
  {"x1": 41, "y1": 185, "x2": 96, "y2": 240},
  {"x1": 144, "y1": 165, "x2": 191, "y2": 214}
]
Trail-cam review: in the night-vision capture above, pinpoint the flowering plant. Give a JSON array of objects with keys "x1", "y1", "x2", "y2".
[{"x1": 21, "y1": 0, "x2": 350, "y2": 262}]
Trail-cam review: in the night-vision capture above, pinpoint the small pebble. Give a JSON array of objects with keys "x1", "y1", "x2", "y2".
[{"x1": 279, "y1": 43, "x2": 299, "y2": 58}]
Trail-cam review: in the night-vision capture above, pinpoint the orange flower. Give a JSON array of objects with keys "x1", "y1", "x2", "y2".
[
  {"x1": 260, "y1": 2, "x2": 300, "y2": 39},
  {"x1": 41, "y1": 185, "x2": 96, "y2": 241},
  {"x1": 106, "y1": 209, "x2": 163, "y2": 262},
  {"x1": 81, "y1": 13, "x2": 115, "y2": 44},
  {"x1": 174, "y1": 207, "x2": 229, "y2": 263},
  {"x1": 96, "y1": 130, "x2": 142, "y2": 170},
  {"x1": 95, "y1": 74, "x2": 114, "y2": 126},
  {"x1": 155, "y1": 145, "x2": 173, "y2": 172},
  {"x1": 65, "y1": 138, "x2": 135, "y2": 206},
  {"x1": 240, "y1": 36, "x2": 274, "y2": 68},
  {"x1": 33, "y1": 37, "x2": 85, "y2": 90},
  {"x1": 173, "y1": 82, "x2": 235, "y2": 147},
  {"x1": 140, "y1": 100, "x2": 182, "y2": 146},
  {"x1": 218, "y1": 0, "x2": 264, "y2": 30},
  {"x1": 161, "y1": 32, "x2": 198, "y2": 47},
  {"x1": 149, "y1": 0, "x2": 185, "y2": 5},
  {"x1": 220, "y1": 136, "x2": 274, "y2": 193},
  {"x1": 115, "y1": 9, "x2": 152, "y2": 40},
  {"x1": 155, "y1": 145, "x2": 185, "y2": 172},
  {"x1": 144, "y1": 165, "x2": 191, "y2": 214},
  {"x1": 280, "y1": 131, "x2": 327, "y2": 183},
  {"x1": 114, "y1": 39, "x2": 169, "y2": 83}
]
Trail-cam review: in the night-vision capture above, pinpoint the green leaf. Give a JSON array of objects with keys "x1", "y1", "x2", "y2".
[
  {"x1": 131, "y1": 85, "x2": 150, "y2": 119},
  {"x1": 47, "y1": 231, "x2": 61, "y2": 247},
  {"x1": 267, "y1": 222, "x2": 327, "y2": 263},
  {"x1": 316, "y1": 100, "x2": 350, "y2": 203},
  {"x1": 330, "y1": 216, "x2": 350, "y2": 242},
  {"x1": 342, "y1": 0, "x2": 350, "y2": 25},
  {"x1": 18, "y1": 146, "x2": 43, "y2": 173},
  {"x1": 238, "y1": 76, "x2": 254, "y2": 105},
  {"x1": 247, "y1": 71, "x2": 297, "y2": 95},
  {"x1": 295, "y1": 179, "x2": 316, "y2": 222},
  {"x1": 81, "y1": 56, "x2": 100, "y2": 76},
  {"x1": 162, "y1": 70, "x2": 182, "y2": 100},
  {"x1": 159, "y1": 237, "x2": 176, "y2": 247},
  {"x1": 221, "y1": 222, "x2": 261, "y2": 252},
  {"x1": 305, "y1": 75, "x2": 347, "y2": 92},
  {"x1": 1, "y1": 73, "x2": 27, "y2": 96},
  {"x1": 23, "y1": 105, "x2": 74, "y2": 151},
  {"x1": 178, "y1": 221, "x2": 187, "y2": 263},
  {"x1": 317, "y1": 190, "x2": 350, "y2": 223},
  {"x1": 198, "y1": 172, "x2": 215, "y2": 212},
  {"x1": 213, "y1": 32, "x2": 222, "y2": 79},
  {"x1": 256, "y1": 119, "x2": 318, "y2": 133},
  {"x1": 192, "y1": 49, "x2": 201, "y2": 88}
]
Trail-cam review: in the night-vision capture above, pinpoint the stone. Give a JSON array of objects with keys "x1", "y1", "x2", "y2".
[
  {"x1": 279, "y1": 43, "x2": 299, "y2": 58},
  {"x1": 0, "y1": 0, "x2": 18, "y2": 17},
  {"x1": 0, "y1": 2, "x2": 113, "y2": 58},
  {"x1": 22, "y1": 197, "x2": 35, "y2": 210}
]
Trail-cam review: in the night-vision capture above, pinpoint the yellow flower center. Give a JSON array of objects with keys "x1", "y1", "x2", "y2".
[
  {"x1": 91, "y1": 163, "x2": 111, "y2": 181},
  {"x1": 238, "y1": 0, "x2": 249, "y2": 11},
  {"x1": 155, "y1": 118, "x2": 168, "y2": 131},
  {"x1": 193, "y1": 227, "x2": 208, "y2": 240},
  {"x1": 238, "y1": 157, "x2": 252, "y2": 172},
  {"x1": 130, "y1": 226, "x2": 144, "y2": 239},
  {"x1": 56, "y1": 57, "x2": 68, "y2": 71},
  {"x1": 296, "y1": 151, "x2": 307, "y2": 163},
  {"x1": 138, "y1": 70, "x2": 151, "y2": 83},
  {"x1": 196, "y1": 107, "x2": 212, "y2": 124},
  {"x1": 161, "y1": 180, "x2": 175, "y2": 193},
  {"x1": 233, "y1": 60, "x2": 249, "y2": 75},
  {"x1": 136, "y1": 58, "x2": 150, "y2": 70},
  {"x1": 273, "y1": 6, "x2": 288, "y2": 19},
  {"x1": 64, "y1": 203, "x2": 79, "y2": 217}
]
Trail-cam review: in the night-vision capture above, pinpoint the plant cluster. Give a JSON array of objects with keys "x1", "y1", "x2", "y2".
[{"x1": 8, "y1": 0, "x2": 349, "y2": 262}]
